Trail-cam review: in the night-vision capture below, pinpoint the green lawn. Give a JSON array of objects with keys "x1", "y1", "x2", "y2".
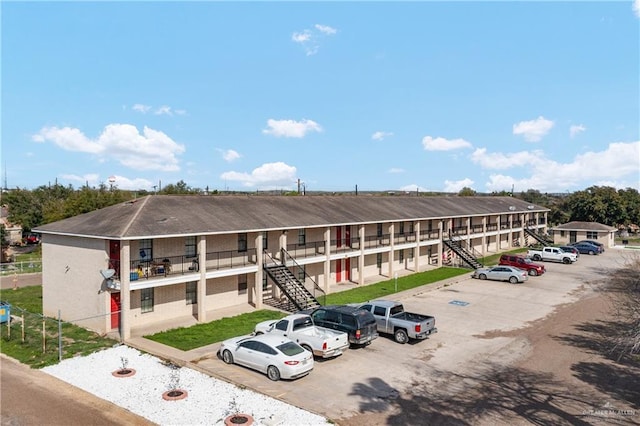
[
  {"x1": 0, "y1": 286, "x2": 117, "y2": 368},
  {"x1": 146, "y1": 266, "x2": 470, "y2": 350}
]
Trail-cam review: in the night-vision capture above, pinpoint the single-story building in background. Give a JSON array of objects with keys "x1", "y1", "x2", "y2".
[
  {"x1": 549, "y1": 221, "x2": 616, "y2": 247},
  {"x1": 34, "y1": 195, "x2": 549, "y2": 340}
]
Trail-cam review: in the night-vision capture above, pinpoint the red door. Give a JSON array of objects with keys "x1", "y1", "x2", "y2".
[{"x1": 110, "y1": 292, "x2": 121, "y2": 329}]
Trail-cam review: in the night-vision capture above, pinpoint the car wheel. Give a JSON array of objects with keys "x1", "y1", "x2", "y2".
[
  {"x1": 222, "y1": 350, "x2": 234, "y2": 364},
  {"x1": 529, "y1": 269, "x2": 538, "y2": 276},
  {"x1": 254, "y1": 331, "x2": 263, "y2": 335},
  {"x1": 589, "y1": 250, "x2": 595, "y2": 255},
  {"x1": 533, "y1": 255, "x2": 542, "y2": 261},
  {"x1": 394, "y1": 329, "x2": 409, "y2": 344},
  {"x1": 479, "y1": 274, "x2": 487, "y2": 280},
  {"x1": 301, "y1": 344, "x2": 313, "y2": 353},
  {"x1": 509, "y1": 276, "x2": 519, "y2": 284},
  {"x1": 563, "y1": 257, "x2": 571, "y2": 264},
  {"x1": 267, "y1": 365, "x2": 281, "y2": 381}
]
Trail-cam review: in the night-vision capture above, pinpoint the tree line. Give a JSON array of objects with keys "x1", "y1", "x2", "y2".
[{"x1": 1, "y1": 182, "x2": 639, "y2": 233}]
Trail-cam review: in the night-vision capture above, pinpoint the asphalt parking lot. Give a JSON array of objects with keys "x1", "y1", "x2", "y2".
[{"x1": 194, "y1": 250, "x2": 619, "y2": 422}]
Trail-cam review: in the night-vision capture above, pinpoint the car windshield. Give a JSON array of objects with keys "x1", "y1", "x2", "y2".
[{"x1": 277, "y1": 341, "x2": 305, "y2": 356}]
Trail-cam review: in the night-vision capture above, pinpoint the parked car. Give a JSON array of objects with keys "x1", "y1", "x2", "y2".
[
  {"x1": 301, "y1": 305, "x2": 378, "y2": 346},
  {"x1": 570, "y1": 242, "x2": 603, "y2": 255},
  {"x1": 527, "y1": 246, "x2": 578, "y2": 264},
  {"x1": 355, "y1": 300, "x2": 437, "y2": 344},
  {"x1": 576, "y1": 240, "x2": 605, "y2": 252},
  {"x1": 499, "y1": 254, "x2": 546, "y2": 276},
  {"x1": 23, "y1": 233, "x2": 40, "y2": 245},
  {"x1": 472, "y1": 266, "x2": 528, "y2": 284},
  {"x1": 218, "y1": 333, "x2": 313, "y2": 381},
  {"x1": 254, "y1": 313, "x2": 350, "y2": 358},
  {"x1": 559, "y1": 246, "x2": 580, "y2": 258}
]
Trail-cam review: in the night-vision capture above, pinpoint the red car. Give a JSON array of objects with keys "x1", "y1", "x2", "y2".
[{"x1": 499, "y1": 254, "x2": 545, "y2": 276}]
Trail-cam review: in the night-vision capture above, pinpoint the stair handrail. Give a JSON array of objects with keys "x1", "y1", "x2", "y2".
[
  {"x1": 280, "y1": 248, "x2": 326, "y2": 304},
  {"x1": 445, "y1": 232, "x2": 484, "y2": 268},
  {"x1": 263, "y1": 251, "x2": 323, "y2": 309}
]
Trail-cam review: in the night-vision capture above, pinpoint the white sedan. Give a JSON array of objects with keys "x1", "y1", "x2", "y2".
[
  {"x1": 218, "y1": 333, "x2": 313, "y2": 381},
  {"x1": 472, "y1": 266, "x2": 528, "y2": 284}
]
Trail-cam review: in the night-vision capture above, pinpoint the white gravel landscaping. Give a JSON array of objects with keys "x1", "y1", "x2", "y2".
[{"x1": 42, "y1": 345, "x2": 330, "y2": 426}]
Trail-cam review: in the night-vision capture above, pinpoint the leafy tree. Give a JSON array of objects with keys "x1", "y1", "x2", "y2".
[
  {"x1": 0, "y1": 224, "x2": 9, "y2": 263},
  {"x1": 458, "y1": 187, "x2": 476, "y2": 196},
  {"x1": 517, "y1": 189, "x2": 549, "y2": 206},
  {"x1": 564, "y1": 186, "x2": 625, "y2": 226},
  {"x1": 161, "y1": 180, "x2": 200, "y2": 195}
]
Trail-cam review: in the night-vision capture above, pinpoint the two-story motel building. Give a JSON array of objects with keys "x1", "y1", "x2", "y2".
[{"x1": 34, "y1": 194, "x2": 549, "y2": 340}]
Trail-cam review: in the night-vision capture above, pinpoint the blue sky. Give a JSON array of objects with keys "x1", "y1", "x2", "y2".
[{"x1": 3, "y1": 1, "x2": 639, "y2": 194}]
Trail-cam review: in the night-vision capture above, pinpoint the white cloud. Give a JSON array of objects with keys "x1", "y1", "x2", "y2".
[
  {"x1": 512, "y1": 116, "x2": 554, "y2": 142},
  {"x1": 315, "y1": 24, "x2": 337, "y2": 35},
  {"x1": 59, "y1": 173, "x2": 100, "y2": 185},
  {"x1": 634, "y1": 0, "x2": 640, "y2": 17},
  {"x1": 470, "y1": 147, "x2": 545, "y2": 170},
  {"x1": 132, "y1": 104, "x2": 151, "y2": 113},
  {"x1": 174, "y1": 109, "x2": 187, "y2": 116},
  {"x1": 221, "y1": 149, "x2": 241, "y2": 162},
  {"x1": 32, "y1": 124, "x2": 185, "y2": 171},
  {"x1": 570, "y1": 124, "x2": 586, "y2": 138},
  {"x1": 220, "y1": 162, "x2": 297, "y2": 188},
  {"x1": 481, "y1": 141, "x2": 640, "y2": 192},
  {"x1": 388, "y1": 168, "x2": 404, "y2": 174},
  {"x1": 262, "y1": 119, "x2": 322, "y2": 138},
  {"x1": 372, "y1": 131, "x2": 393, "y2": 141},
  {"x1": 399, "y1": 184, "x2": 429, "y2": 192},
  {"x1": 443, "y1": 178, "x2": 474, "y2": 193},
  {"x1": 422, "y1": 136, "x2": 472, "y2": 151},
  {"x1": 155, "y1": 106, "x2": 172, "y2": 116},
  {"x1": 292, "y1": 24, "x2": 337, "y2": 56}
]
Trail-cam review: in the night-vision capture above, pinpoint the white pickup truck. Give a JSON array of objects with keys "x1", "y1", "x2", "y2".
[
  {"x1": 254, "y1": 314, "x2": 350, "y2": 358},
  {"x1": 527, "y1": 246, "x2": 578, "y2": 264}
]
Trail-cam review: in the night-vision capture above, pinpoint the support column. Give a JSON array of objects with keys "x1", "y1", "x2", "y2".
[
  {"x1": 197, "y1": 236, "x2": 207, "y2": 322},
  {"x1": 254, "y1": 233, "x2": 264, "y2": 309},
  {"x1": 324, "y1": 227, "x2": 331, "y2": 293},
  {"x1": 388, "y1": 223, "x2": 395, "y2": 278},
  {"x1": 120, "y1": 241, "x2": 131, "y2": 341},
  {"x1": 482, "y1": 216, "x2": 487, "y2": 256},
  {"x1": 414, "y1": 221, "x2": 420, "y2": 272},
  {"x1": 437, "y1": 220, "x2": 444, "y2": 267},
  {"x1": 358, "y1": 225, "x2": 365, "y2": 285}
]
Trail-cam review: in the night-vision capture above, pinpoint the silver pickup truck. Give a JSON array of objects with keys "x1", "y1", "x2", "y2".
[
  {"x1": 254, "y1": 314, "x2": 350, "y2": 358},
  {"x1": 356, "y1": 300, "x2": 437, "y2": 344}
]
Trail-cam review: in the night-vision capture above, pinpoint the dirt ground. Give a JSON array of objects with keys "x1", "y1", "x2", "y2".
[{"x1": 339, "y1": 281, "x2": 640, "y2": 425}]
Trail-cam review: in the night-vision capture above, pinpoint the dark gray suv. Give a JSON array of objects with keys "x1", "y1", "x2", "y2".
[{"x1": 303, "y1": 305, "x2": 378, "y2": 346}]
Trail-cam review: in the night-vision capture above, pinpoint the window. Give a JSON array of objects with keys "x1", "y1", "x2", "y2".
[
  {"x1": 377, "y1": 223, "x2": 383, "y2": 237},
  {"x1": 186, "y1": 281, "x2": 197, "y2": 305},
  {"x1": 376, "y1": 253, "x2": 382, "y2": 269},
  {"x1": 409, "y1": 222, "x2": 414, "y2": 234},
  {"x1": 409, "y1": 248, "x2": 414, "y2": 260},
  {"x1": 141, "y1": 288, "x2": 154, "y2": 313},
  {"x1": 399, "y1": 222, "x2": 405, "y2": 235},
  {"x1": 238, "y1": 274, "x2": 248, "y2": 294},
  {"x1": 263, "y1": 231, "x2": 268, "y2": 250},
  {"x1": 298, "y1": 229, "x2": 306, "y2": 245},
  {"x1": 238, "y1": 233, "x2": 247, "y2": 252},
  {"x1": 275, "y1": 320, "x2": 288, "y2": 332},
  {"x1": 399, "y1": 250, "x2": 404, "y2": 263},
  {"x1": 185, "y1": 236, "x2": 197, "y2": 258},
  {"x1": 586, "y1": 231, "x2": 598, "y2": 239},
  {"x1": 560, "y1": 231, "x2": 565, "y2": 237},
  {"x1": 297, "y1": 265, "x2": 306, "y2": 283},
  {"x1": 138, "y1": 239, "x2": 152, "y2": 261},
  {"x1": 373, "y1": 306, "x2": 386, "y2": 316}
]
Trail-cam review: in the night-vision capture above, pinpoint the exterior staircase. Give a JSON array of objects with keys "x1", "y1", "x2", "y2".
[
  {"x1": 443, "y1": 237, "x2": 483, "y2": 269},
  {"x1": 263, "y1": 250, "x2": 323, "y2": 313},
  {"x1": 525, "y1": 227, "x2": 553, "y2": 246}
]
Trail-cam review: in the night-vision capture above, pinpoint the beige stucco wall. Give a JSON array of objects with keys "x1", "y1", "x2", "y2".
[{"x1": 42, "y1": 235, "x2": 109, "y2": 333}]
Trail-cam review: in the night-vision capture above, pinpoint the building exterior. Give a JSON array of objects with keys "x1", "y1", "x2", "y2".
[
  {"x1": 549, "y1": 221, "x2": 616, "y2": 247},
  {"x1": 34, "y1": 195, "x2": 548, "y2": 340}
]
